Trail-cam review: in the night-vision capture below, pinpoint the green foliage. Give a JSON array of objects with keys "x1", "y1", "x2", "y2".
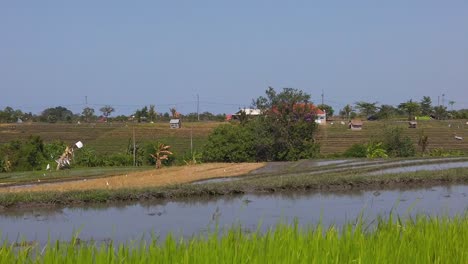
[
  {"x1": 104, "y1": 153, "x2": 134, "y2": 166},
  {"x1": 40, "y1": 106, "x2": 74, "y2": 123},
  {"x1": 0, "y1": 136, "x2": 47, "y2": 171},
  {"x1": 204, "y1": 87, "x2": 320, "y2": 162},
  {"x1": 317, "y1": 104, "x2": 334, "y2": 118},
  {"x1": 420, "y1": 96, "x2": 433, "y2": 116},
  {"x1": 433, "y1": 105, "x2": 448, "y2": 120},
  {"x1": 182, "y1": 150, "x2": 203, "y2": 165},
  {"x1": 202, "y1": 124, "x2": 256, "y2": 162},
  {"x1": 81, "y1": 107, "x2": 96, "y2": 122},
  {"x1": 398, "y1": 99, "x2": 421, "y2": 120},
  {"x1": 375, "y1": 104, "x2": 397, "y2": 120},
  {"x1": 382, "y1": 127, "x2": 416, "y2": 157},
  {"x1": 0, "y1": 106, "x2": 24, "y2": 123},
  {"x1": 1, "y1": 215, "x2": 467, "y2": 263},
  {"x1": 428, "y1": 148, "x2": 464, "y2": 157},
  {"x1": 343, "y1": 143, "x2": 367, "y2": 158},
  {"x1": 339, "y1": 104, "x2": 354, "y2": 120},
  {"x1": 355, "y1": 101, "x2": 378, "y2": 118},
  {"x1": 366, "y1": 142, "x2": 388, "y2": 158},
  {"x1": 74, "y1": 147, "x2": 103, "y2": 167},
  {"x1": 418, "y1": 130, "x2": 429, "y2": 155},
  {"x1": 43, "y1": 140, "x2": 67, "y2": 161}
]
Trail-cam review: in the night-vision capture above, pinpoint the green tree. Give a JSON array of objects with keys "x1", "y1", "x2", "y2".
[
  {"x1": 41, "y1": 106, "x2": 74, "y2": 123},
  {"x1": 433, "y1": 105, "x2": 448, "y2": 120},
  {"x1": 420, "y1": 96, "x2": 432, "y2": 116},
  {"x1": 81, "y1": 107, "x2": 95, "y2": 122},
  {"x1": 448, "y1": 101, "x2": 455, "y2": 111},
  {"x1": 376, "y1": 105, "x2": 397, "y2": 120},
  {"x1": 355, "y1": 101, "x2": 378, "y2": 118},
  {"x1": 382, "y1": 127, "x2": 415, "y2": 157},
  {"x1": 99, "y1": 105, "x2": 115, "y2": 121},
  {"x1": 148, "y1": 105, "x2": 157, "y2": 122},
  {"x1": 0, "y1": 107, "x2": 24, "y2": 123},
  {"x1": 339, "y1": 104, "x2": 353, "y2": 120},
  {"x1": 254, "y1": 87, "x2": 320, "y2": 160},
  {"x1": 317, "y1": 104, "x2": 334, "y2": 119},
  {"x1": 398, "y1": 99, "x2": 420, "y2": 120}
]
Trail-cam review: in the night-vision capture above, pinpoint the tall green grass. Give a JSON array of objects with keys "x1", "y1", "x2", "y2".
[{"x1": 1, "y1": 214, "x2": 466, "y2": 263}]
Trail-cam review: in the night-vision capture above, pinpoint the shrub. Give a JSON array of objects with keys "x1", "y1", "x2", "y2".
[
  {"x1": 103, "y1": 153, "x2": 133, "y2": 166},
  {"x1": 343, "y1": 143, "x2": 367, "y2": 158},
  {"x1": 382, "y1": 127, "x2": 415, "y2": 157},
  {"x1": 202, "y1": 124, "x2": 256, "y2": 162},
  {"x1": 74, "y1": 147, "x2": 103, "y2": 167},
  {"x1": 0, "y1": 136, "x2": 48, "y2": 171}
]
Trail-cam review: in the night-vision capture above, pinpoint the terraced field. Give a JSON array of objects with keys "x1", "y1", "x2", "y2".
[
  {"x1": 0, "y1": 122, "x2": 220, "y2": 155},
  {"x1": 1, "y1": 120, "x2": 467, "y2": 156},
  {"x1": 316, "y1": 120, "x2": 468, "y2": 155}
]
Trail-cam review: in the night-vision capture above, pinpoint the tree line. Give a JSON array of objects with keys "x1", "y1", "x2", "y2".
[
  {"x1": 0, "y1": 105, "x2": 226, "y2": 123},
  {"x1": 336, "y1": 96, "x2": 466, "y2": 121}
]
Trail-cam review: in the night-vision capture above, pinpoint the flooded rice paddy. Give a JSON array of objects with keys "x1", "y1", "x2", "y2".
[{"x1": 0, "y1": 184, "x2": 466, "y2": 244}]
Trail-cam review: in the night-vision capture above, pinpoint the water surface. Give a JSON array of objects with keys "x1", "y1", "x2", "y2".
[{"x1": 0, "y1": 185, "x2": 466, "y2": 244}]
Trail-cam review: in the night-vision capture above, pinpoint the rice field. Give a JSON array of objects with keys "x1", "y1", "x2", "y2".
[
  {"x1": 317, "y1": 119, "x2": 468, "y2": 155},
  {"x1": 1, "y1": 120, "x2": 467, "y2": 156},
  {"x1": 1, "y1": 214, "x2": 466, "y2": 263}
]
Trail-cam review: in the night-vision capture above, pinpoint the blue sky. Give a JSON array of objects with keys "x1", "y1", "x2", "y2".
[{"x1": 1, "y1": 1, "x2": 467, "y2": 115}]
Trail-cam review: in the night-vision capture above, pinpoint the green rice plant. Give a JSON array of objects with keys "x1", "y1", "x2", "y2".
[{"x1": 0, "y1": 214, "x2": 466, "y2": 263}]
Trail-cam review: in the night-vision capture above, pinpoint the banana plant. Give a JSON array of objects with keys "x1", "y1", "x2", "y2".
[{"x1": 150, "y1": 143, "x2": 173, "y2": 169}]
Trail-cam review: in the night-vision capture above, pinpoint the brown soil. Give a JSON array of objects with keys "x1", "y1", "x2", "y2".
[{"x1": 1, "y1": 163, "x2": 265, "y2": 193}]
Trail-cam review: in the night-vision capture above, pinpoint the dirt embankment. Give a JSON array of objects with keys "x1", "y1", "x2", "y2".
[{"x1": 1, "y1": 163, "x2": 265, "y2": 193}]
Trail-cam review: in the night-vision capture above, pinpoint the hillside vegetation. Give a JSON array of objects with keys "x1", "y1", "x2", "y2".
[{"x1": 1, "y1": 120, "x2": 467, "y2": 157}]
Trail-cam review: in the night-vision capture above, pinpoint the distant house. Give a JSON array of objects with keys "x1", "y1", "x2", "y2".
[
  {"x1": 169, "y1": 119, "x2": 181, "y2": 129},
  {"x1": 314, "y1": 108, "x2": 326, "y2": 125},
  {"x1": 229, "y1": 108, "x2": 262, "y2": 121},
  {"x1": 349, "y1": 120, "x2": 363, "y2": 130}
]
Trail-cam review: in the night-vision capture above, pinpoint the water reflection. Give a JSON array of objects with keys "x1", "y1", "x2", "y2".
[
  {"x1": 369, "y1": 162, "x2": 468, "y2": 175},
  {"x1": 0, "y1": 184, "x2": 466, "y2": 244}
]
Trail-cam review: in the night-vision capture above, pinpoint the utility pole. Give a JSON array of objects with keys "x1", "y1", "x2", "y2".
[
  {"x1": 133, "y1": 127, "x2": 136, "y2": 166},
  {"x1": 190, "y1": 125, "x2": 193, "y2": 155},
  {"x1": 197, "y1": 94, "x2": 200, "y2": 121},
  {"x1": 442, "y1": 93, "x2": 445, "y2": 107},
  {"x1": 321, "y1": 89, "x2": 324, "y2": 105}
]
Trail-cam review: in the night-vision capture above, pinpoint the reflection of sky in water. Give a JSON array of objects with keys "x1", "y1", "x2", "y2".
[
  {"x1": 0, "y1": 185, "x2": 466, "y2": 244},
  {"x1": 196, "y1": 158, "x2": 468, "y2": 184},
  {"x1": 369, "y1": 162, "x2": 468, "y2": 175}
]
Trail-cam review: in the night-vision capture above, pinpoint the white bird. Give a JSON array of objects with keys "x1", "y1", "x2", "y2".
[
  {"x1": 106, "y1": 181, "x2": 109, "y2": 186},
  {"x1": 455, "y1": 136, "x2": 463, "y2": 140}
]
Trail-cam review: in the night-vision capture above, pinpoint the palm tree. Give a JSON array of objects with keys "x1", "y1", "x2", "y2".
[
  {"x1": 150, "y1": 143, "x2": 173, "y2": 169},
  {"x1": 398, "y1": 99, "x2": 420, "y2": 121},
  {"x1": 99, "y1": 105, "x2": 115, "y2": 121},
  {"x1": 341, "y1": 104, "x2": 353, "y2": 120},
  {"x1": 169, "y1": 107, "x2": 178, "y2": 118},
  {"x1": 448, "y1": 101, "x2": 455, "y2": 111}
]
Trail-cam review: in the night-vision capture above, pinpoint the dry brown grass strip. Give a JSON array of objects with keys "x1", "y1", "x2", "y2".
[{"x1": 2, "y1": 163, "x2": 265, "y2": 193}]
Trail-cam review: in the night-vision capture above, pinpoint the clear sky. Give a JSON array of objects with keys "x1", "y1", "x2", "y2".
[{"x1": 1, "y1": 1, "x2": 467, "y2": 115}]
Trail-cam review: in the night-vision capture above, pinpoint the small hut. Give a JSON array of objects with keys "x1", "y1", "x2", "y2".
[
  {"x1": 349, "y1": 120, "x2": 363, "y2": 131},
  {"x1": 408, "y1": 121, "x2": 417, "y2": 128},
  {"x1": 169, "y1": 119, "x2": 181, "y2": 129}
]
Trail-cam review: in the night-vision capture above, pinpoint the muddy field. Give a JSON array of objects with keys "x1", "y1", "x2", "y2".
[{"x1": 1, "y1": 163, "x2": 265, "y2": 193}]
